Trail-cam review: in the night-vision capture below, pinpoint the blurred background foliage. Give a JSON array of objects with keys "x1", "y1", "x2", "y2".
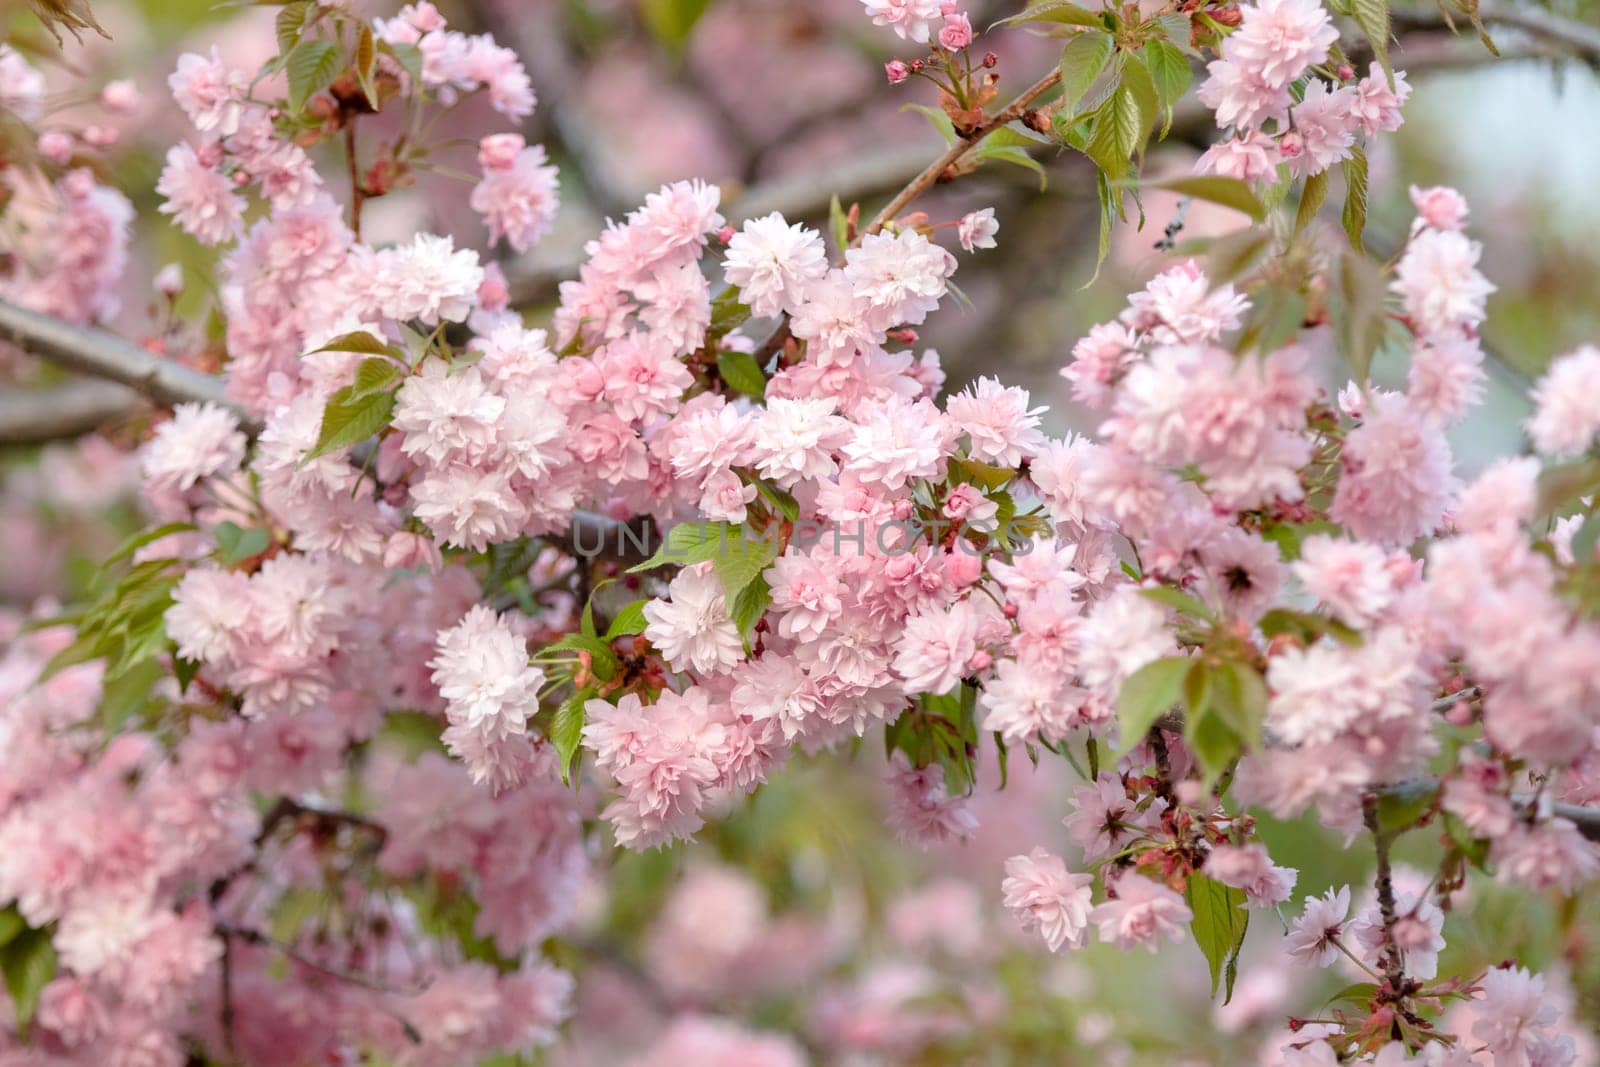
[{"x1": 4, "y1": 0, "x2": 1600, "y2": 1062}]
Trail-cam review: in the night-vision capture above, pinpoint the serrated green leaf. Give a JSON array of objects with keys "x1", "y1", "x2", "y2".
[
  {"x1": 716, "y1": 350, "x2": 767, "y2": 399},
  {"x1": 1185, "y1": 705, "x2": 1241, "y2": 784},
  {"x1": 1058, "y1": 30, "x2": 1114, "y2": 115},
  {"x1": 315, "y1": 330, "x2": 399, "y2": 358},
  {"x1": 1352, "y1": 0, "x2": 1392, "y2": 79},
  {"x1": 1115, "y1": 655, "x2": 1189, "y2": 750},
  {"x1": 553, "y1": 691, "x2": 591, "y2": 783},
  {"x1": 285, "y1": 38, "x2": 341, "y2": 114},
  {"x1": 629, "y1": 521, "x2": 779, "y2": 604},
  {"x1": 1341, "y1": 144, "x2": 1369, "y2": 251},
  {"x1": 276, "y1": 0, "x2": 310, "y2": 54},
  {"x1": 1186, "y1": 874, "x2": 1249, "y2": 1000},
  {"x1": 730, "y1": 572, "x2": 772, "y2": 639},
  {"x1": 553, "y1": 633, "x2": 618, "y2": 682},
  {"x1": 1294, "y1": 169, "x2": 1331, "y2": 235},
  {"x1": 604, "y1": 600, "x2": 649, "y2": 639},
  {"x1": 751, "y1": 478, "x2": 800, "y2": 522},
  {"x1": 1118, "y1": 56, "x2": 1159, "y2": 153},
  {"x1": 306, "y1": 384, "x2": 396, "y2": 460},
  {"x1": 1084, "y1": 82, "x2": 1141, "y2": 181},
  {"x1": 1155, "y1": 11, "x2": 1197, "y2": 51},
  {"x1": 998, "y1": 0, "x2": 1107, "y2": 26},
  {"x1": 1141, "y1": 39, "x2": 1191, "y2": 133}
]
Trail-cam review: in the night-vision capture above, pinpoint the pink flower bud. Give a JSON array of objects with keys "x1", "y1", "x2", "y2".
[
  {"x1": 383, "y1": 530, "x2": 442, "y2": 572},
  {"x1": 81, "y1": 124, "x2": 118, "y2": 147},
  {"x1": 1337, "y1": 64, "x2": 1355, "y2": 81},
  {"x1": 892, "y1": 498, "x2": 914, "y2": 521},
  {"x1": 886, "y1": 60, "x2": 910, "y2": 85},
  {"x1": 939, "y1": 12, "x2": 974, "y2": 51},
  {"x1": 716, "y1": 225, "x2": 736, "y2": 244},
  {"x1": 968, "y1": 649, "x2": 992, "y2": 672},
  {"x1": 154, "y1": 263, "x2": 184, "y2": 299},
  {"x1": 478, "y1": 132, "x2": 525, "y2": 171},
  {"x1": 36, "y1": 131, "x2": 73, "y2": 165},
  {"x1": 100, "y1": 79, "x2": 141, "y2": 113},
  {"x1": 478, "y1": 262, "x2": 509, "y2": 312},
  {"x1": 1408, "y1": 185, "x2": 1470, "y2": 232}
]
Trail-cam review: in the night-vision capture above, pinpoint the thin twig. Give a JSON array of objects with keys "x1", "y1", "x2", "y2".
[{"x1": 216, "y1": 922, "x2": 431, "y2": 996}]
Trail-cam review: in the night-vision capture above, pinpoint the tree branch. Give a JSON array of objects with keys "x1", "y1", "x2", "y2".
[
  {"x1": 1392, "y1": 0, "x2": 1600, "y2": 64},
  {"x1": 0, "y1": 380, "x2": 140, "y2": 446},
  {"x1": 0, "y1": 299, "x2": 258, "y2": 432}
]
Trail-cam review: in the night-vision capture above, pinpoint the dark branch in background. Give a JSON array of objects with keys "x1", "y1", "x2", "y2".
[
  {"x1": 1391, "y1": 0, "x2": 1600, "y2": 64},
  {"x1": 0, "y1": 380, "x2": 140, "y2": 445}
]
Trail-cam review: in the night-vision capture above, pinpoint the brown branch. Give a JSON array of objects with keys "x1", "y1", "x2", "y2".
[
  {"x1": 1391, "y1": 1, "x2": 1600, "y2": 64},
  {"x1": 216, "y1": 922, "x2": 431, "y2": 996},
  {"x1": 1361, "y1": 794, "x2": 1411, "y2": 1000},
  {"x1": 864, "y1": 66, "x2": 1063, "y2": 237}
]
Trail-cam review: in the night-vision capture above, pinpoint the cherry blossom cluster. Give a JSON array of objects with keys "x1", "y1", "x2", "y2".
[
  {"x1": 1197, "y1": 0, "x2": 1409, "y2": 181},
  {"x1": 5, "y1": 0, "x2": 1600, "y2": 1061}
]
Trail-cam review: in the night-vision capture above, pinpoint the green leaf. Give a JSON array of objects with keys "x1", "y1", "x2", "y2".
[
  {"x1": 1145, "y1": 175, "x2": 1265, "y2": 223},
  {"x1": 729, "y1": 572, "x2": 772, "y2": 639},
  {"x1": 630, "y1": 521, "x2": 779, "y2": 604},
  {"x1": 314, "y1": 330, "x2": 400, "y2": 358},
  {"x1": 1443, "y1": 811, "x2": 1490, "y2": 870},
  {"x1": 1294, "y1": 170, "x2": 1331, "y2": 235},
  {"x1": 1374, "y1": 779, "x2": 1438, "y2": 836},
  {"x1": 604, "y1": 599, "x2": 650, "y2": 639},
  {"x1": 1341, "y1": 144, "x2": 1369, "y2": 251},
  {"x1": 1209, "y1": 660, "x2": 1267, "y2": 748},
  {"x1": 1352, "y1": 0, "x2": 1392, "y2": 80},
  {"x1": 552, "y1": 633, "x2": 618, "y2": 683},
  {"x1": 716, "y1": 350, "x2": 767, "y2": 399},
  {"x1": 1141, "y1": 39, "x2": 1191, "y2": 133},
  {"x1": 1536, "y1": 457, "x2": 1600, "y2": 516},
  {"x1": 1083, "y1": 82, "x2": 1142, "y2": 181},
  {"x1": 998, "y1": 0, "x2": 1108, "y2": 27},
  {"x1": 552, "y1": 690, "x2": 590, "y2": 784},
  {"x1": 276, "y1": 0, "x2": 311, "y2": 54},
  {"x1": 105, "y1": 522, "x2": 196, "y2": 566},
  {"x1": 1186, "y1": 874, "x2": 1249, "y2": 1000},
  {"x1": 950, "y1": 457, "x2": 1015, "y2": 491},
  {"x1": 1, "y1": 922, "x2": 56, "y2": 1034},
  {"x1": 1335, "y1": 247, "x2": 1388, "y2": 383},
  {"x1": 1238, "y1": 286, "x2": 1308, "y2": 354},
  {"x1": 751, "y1": 478, "x2": 800, "y2": 522},
  {"x1": 378, "y1": 39, "x2": 424, "y2": 86},
  {"x1": 1155, "y1": 12, "x2": 1197, "y2": 52},
  {"x1": 828, "y1": 195, "x2": 850, "y2": 253},
  {"x1": 1058, "y1": 31, "x2": 1114, "y2": 115},
  {"x1": 173, "y1": 653, "x2": 202, "y2": 694},
  {"x1": 0, "y1": 907, "x2": 23, "y2": 950},
  {"x1": 355, "y1": 24, "x2": 378, "y2": 107},
  {"x1": 1115, "y1": 656, "x2": 1189, "y2": 750},
  {"x1": 1206, "y1": 227, "x2": 1272, "y2": 285},
  {"x1": 306, "y1": 384, "x2": 396, "y2": 460},
  {"x1": 1185, "y1": 705, "x2": 1241, "y2": 785},
  {"x1": 215, "y1": 521, "x2": 272, "y2": 565},
  {"x1": 285, "y1": 38, "x2": 341, "y2": 114},
  {"x1": 640, "y1": 0, "x2": 711, "y2": 50},
  {"x1": 1257, "y1": 608, "x2": 1362, "y2": 646},
  {"x1": 99, "y1": 655, "x2": 164, "y2": 734},
  {"x1": 903, "y1": 103, "x2": 958, "y2": 146},
  {"x1": 1139, "y1": 585, "x2": 1214, "y2": 620}
]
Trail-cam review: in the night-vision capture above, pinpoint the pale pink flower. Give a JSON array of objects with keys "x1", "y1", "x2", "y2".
[
  {"x1": 946, "y1": 376, "x2": 1046, "y2": 466},
  {"x1": 722, "y1": 213, "x2": 829, "y2": 319},
  {"x1": 1528, "y1": 345, "x2": 1600, "y2": 457},
  {"x1": 393, "y1": 359, "x2": 506, "y2": 467},
  {"x1": 1491, "y1": 819, "x2": 1600, "y2": 895},
  {"x1": 751, "y1": 397, "x2": 851, "y2": 487},
  {"x1": 893, "y1": 600, "x2": 986, "y2": 694},
  {"x1": 1392, "y1": 228, "x2": 1495, "y2": 341},
  {"x1": 843, "y1": 228, "x2": 956, "y2": 329},
  {"x1": 1284, "y1": 886, "x2": 1351, "y2": 966},
  {"x1": 1330, "y1": 392, "x2": 1456, "y2": 546},
  {"x1": 885, "y1": 752, "x2": 978, "y2": 846},
  {"x1": 431, "y1": 605, "x2": 543, "y2": 745},
  {"x1": 1348, "y1": 63, "x2": 1411, "y2": 136},
  {"x1": 0, "y1": 44, "x2": 44, "y2": 123},
  {"x1": 938, "y1": 10, "x2": 974, "y2": 50},
  {"x1": 1409, "y1": 185, "x2": 1470, "y2": 232},
  {"x1": 1351, "y1": 891, "x2": 1445, "y2": 979},
  {"x1": 1076, "y1": 587, "x2": 1177, "y2": 693},
  {"x1": 1472, "y1": 967, "x2": 1562, "y2": 1065},
  {"x1": 861, "y1": 0, "x2": 945, "y2": 43},
  {"x1": 1291, "y1": 534, "x2": 1394, "y2": 626},
  {"x1": 1121, "y1": 260, "x2": 1248, "y2": 344},
  {"x1": 957, "y1": 208, "x2": 999, "y2": 252},
  {"x1": 1063, "y1": 773, "x2": 1163, "y2": 863},
  {"x1": 1408, "y1": 336, "x2": 1486, "y2": 425},
  {"x1": 141, "y1": 402, "x2": 246, "y2": 499},
  {"x1": 471, "y1": 141, "x2": 560, "y2": 253},
  {"x1": 1089, "y1": 873, "x2": 1192, "y2": 952},
  {"x1": 155, "y1": 143, "x2": 244, "y2": 245},
  {"x1": 1284, "y1": 81, "x2": 1359, "y2": 178},
  {"x1": 361, "y1": 233, "x2": 485, "y2": 324},
  {"x1": 643, "y1": 563, "x2": 745, "y2": 675},
  {"x1": 168, "y1": 48, "x2": 245, "y2": 136},
  {"x1": 1001, "y1": 847, "x2": 1094, "y2": 951},
  {"x1": 1202, "y1": 843, "x2": 1297, "y2": 907},
  {"x1": 1196, "y1": 130, "x2": 1280, "y2": 182}
]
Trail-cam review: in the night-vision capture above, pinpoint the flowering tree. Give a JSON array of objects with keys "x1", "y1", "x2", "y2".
[{"x1": 2, "y1": 0, "x2": 1600, "y2": 1063}]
